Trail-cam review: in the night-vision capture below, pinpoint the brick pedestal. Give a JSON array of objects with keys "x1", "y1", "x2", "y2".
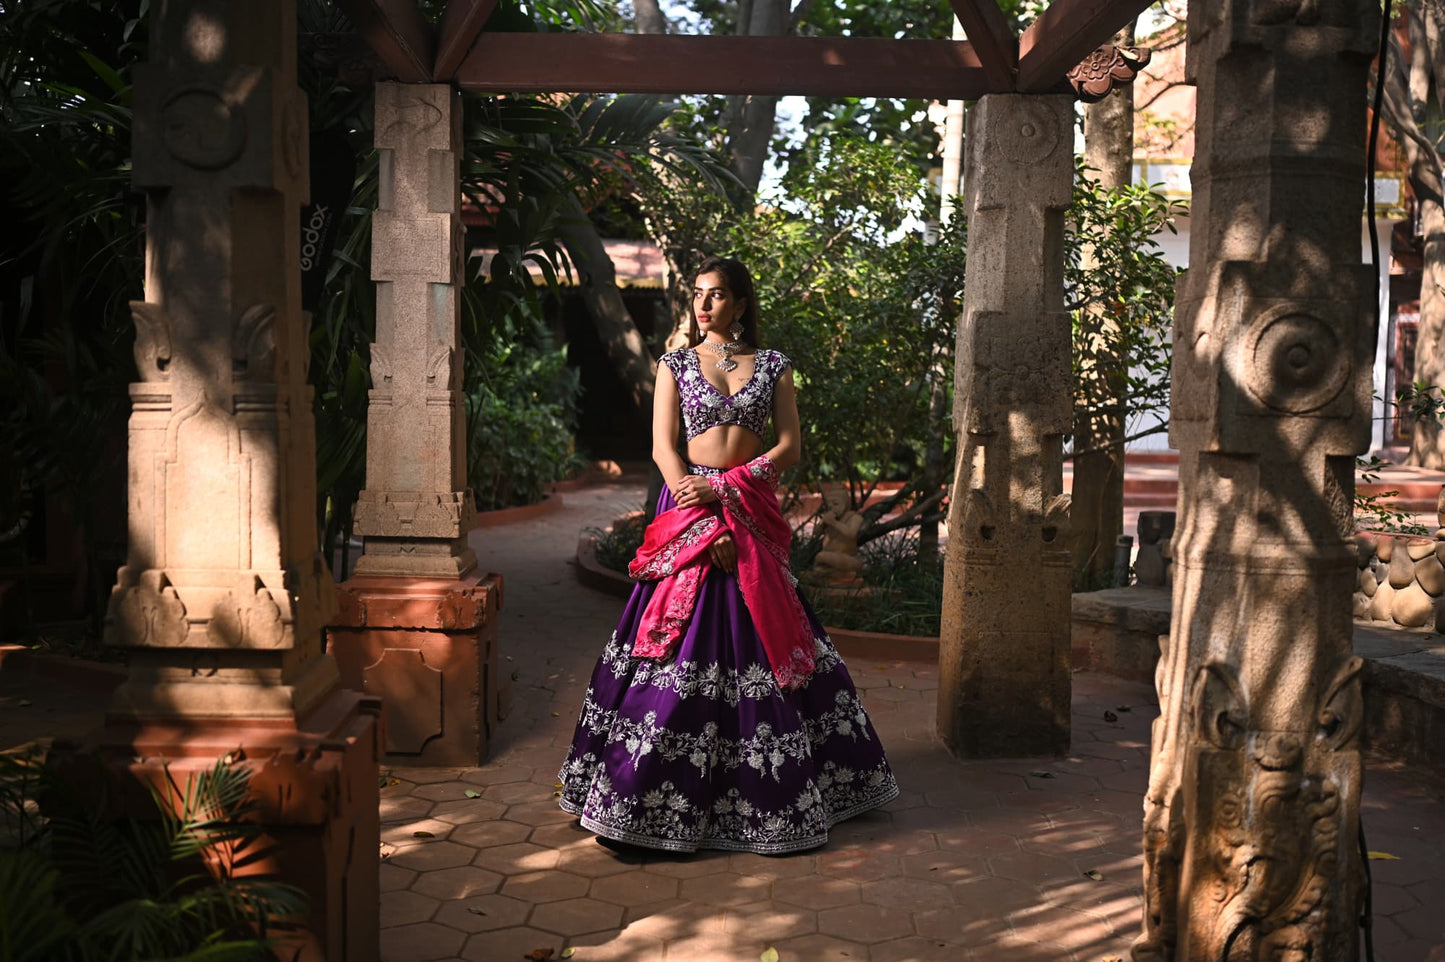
[{"x1": 330, "y1": 571, "x2": 503, "y2": 766}]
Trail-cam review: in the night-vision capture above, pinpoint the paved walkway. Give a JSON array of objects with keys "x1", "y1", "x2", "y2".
[{"x1": 369, "y1": 482, "x2": 1445, "y2": 962}]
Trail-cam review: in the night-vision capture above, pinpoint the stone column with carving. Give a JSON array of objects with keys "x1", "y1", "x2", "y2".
[
  {"x1": 87, "y1": 3, "x2": 381, "y2": 959},
  {"x1": 936, "y1": 94, "x2": 1074, "y2": 757},
  {"x1": 1134, "y1": 4, "x2": 1378, "y2": 960},
  {"x1": 331, "y1": 82, "x2": 502, "y2": 767},
  {"x1": 353, "y1": 82, "x2": 476, "y2": 578}
]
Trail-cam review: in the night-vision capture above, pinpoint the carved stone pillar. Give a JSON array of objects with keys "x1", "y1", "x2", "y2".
[
  {"x1": 331, "y1": 83, "x2": 501, "y2": 766},
  {"x1": 937, "y1": 94, "x2": 1074, "y2": 757},
  {"x1": 1135, "y1": 4, "x2": 1378, "y2": 960},
  {"x1": 352, "y1": 82, "x2": 476, "y2": 579},
  {"x1": 86, "y1": 3, "x2": 380, "y2": 959}
]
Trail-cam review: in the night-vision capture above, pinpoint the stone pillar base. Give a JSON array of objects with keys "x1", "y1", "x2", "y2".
[
  {"x1": 329, "y1": 571, "x2": 503, "y2": 766},
  {"x1": 53, "y1": 690, "x2": 382, "y2": 962}
]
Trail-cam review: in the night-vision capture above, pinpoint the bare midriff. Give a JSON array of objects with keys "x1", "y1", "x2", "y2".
[{"x1": 686, "y1": 425, "x2": 764, "y2": 471}]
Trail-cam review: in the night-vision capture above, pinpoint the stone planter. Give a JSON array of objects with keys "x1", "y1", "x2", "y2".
[{"x1": 1354, "y1": 529, "x2": 1445, "y2": 631}]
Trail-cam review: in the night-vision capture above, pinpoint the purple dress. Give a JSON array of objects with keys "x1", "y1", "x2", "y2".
[{"x1": 557, "y1": 348, "x2": 899, "y2": 854}]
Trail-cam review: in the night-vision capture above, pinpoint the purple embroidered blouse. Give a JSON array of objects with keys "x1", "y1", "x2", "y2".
[{"x1": 660, "y1": 347, "x2": 793, "y2": 441}]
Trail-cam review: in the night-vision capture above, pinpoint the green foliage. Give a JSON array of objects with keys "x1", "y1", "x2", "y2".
[
  {"x1": 585, "y1": 513, "x2": 647, "y2": 575},
  {"x1": 466, "y1": 327, "x2": 584, "y2": 512},
  {"x1": 806, "y1": 531, "x2": 947, "y2": 637},
  {"x1": 0, "y1": 749, "x2": 307, "y2": 962},
  {"x1": 0, "y1": 0, "x2": 146, "y2": 637},
  {"x1": 726, "y1": 136, "x2": 960, "y2": 507},
  {"x1": 1067, "y1": 162, "x2": 1186, "y2": 454}
]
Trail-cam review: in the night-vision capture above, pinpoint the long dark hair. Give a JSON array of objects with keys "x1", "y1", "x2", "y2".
[{"x1": 687, "y1": 256, "x2": 760, "y2": 348}]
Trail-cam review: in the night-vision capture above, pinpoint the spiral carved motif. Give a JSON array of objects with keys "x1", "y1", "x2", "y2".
[{"x1": 1246, "y1": 312, "x2": 1348, "y2": 413}]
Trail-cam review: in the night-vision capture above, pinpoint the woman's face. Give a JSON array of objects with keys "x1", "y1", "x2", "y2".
[{"x1": 693, "y1": 271, "x2": 745, "y2": 337}]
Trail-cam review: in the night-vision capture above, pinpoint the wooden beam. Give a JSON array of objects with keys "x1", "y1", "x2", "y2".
[
  {"x1": 334, "y1": 0, "x2": 435, "y2": 83},
  {"x1": 948, "y1": 0, "x2": 1017, "y2": 89},
  {"x1": 1017, "y1": 0, "x2": 1154, "y2": 93},
  {"x1": 454, "y1": 34, "x2": 993, "y2": 99},
  {"x1": 433, "y1": 0, "x2": 498, "y2": 82}
]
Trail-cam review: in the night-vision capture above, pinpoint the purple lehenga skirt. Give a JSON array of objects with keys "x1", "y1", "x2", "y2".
[{"x1": 557, "y1": 483, "x2": 899, "y2": 854}]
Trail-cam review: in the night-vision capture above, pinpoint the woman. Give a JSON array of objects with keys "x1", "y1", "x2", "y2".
[{"x1": 557, "y1": 256, "x2": 898, "y2": 854}]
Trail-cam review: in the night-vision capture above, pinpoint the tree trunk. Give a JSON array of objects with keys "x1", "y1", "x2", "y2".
[
  {"x1": 1071, "y1": 23, "x2": 1135, "y2": 588},
  {"x1": 631, "y1": 0, "x2": 667, "y2": 35},
  {"x1": 725, "y1": 0, "x2": 790, "y2": 195},
  {"x1": 1408, "y1": 194, "x2": 1445, "y2": 465},
  {"x1": 557, "y1": 198, "x2": 657, "y2": 412}
]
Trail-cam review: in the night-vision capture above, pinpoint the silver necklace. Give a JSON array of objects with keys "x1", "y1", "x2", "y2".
[{"x1": 697, "y1": 338, "x2": 744, "y2": 373}]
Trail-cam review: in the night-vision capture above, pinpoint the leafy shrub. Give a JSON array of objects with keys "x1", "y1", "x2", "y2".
[
  {"x1": 804, "y1": 531, "x2": 947, "y2": 637},
  {"x1": 586, "y1": 513, "x2": 647, "y2": 575},
  {"x1": 0, "y1": 749, "x2": 306, "y2": 962}
]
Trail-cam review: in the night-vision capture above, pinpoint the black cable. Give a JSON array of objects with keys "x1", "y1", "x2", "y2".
[
  {"x1": 1360, "y1": 817, "x2": 1376, "y2": 962},
  {"x1": 1361, "y1": 6, "x2": 1391, "y2": 960}
]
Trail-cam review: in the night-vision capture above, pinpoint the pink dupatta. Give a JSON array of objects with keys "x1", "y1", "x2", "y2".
[{"x1": 628, "y1": 456, "x2": 817, "y2": 689}]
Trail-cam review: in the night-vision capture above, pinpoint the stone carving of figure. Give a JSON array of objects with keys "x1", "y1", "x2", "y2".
[{"x1": 814, "y1": 487, "x2": 865, "y2": 577}]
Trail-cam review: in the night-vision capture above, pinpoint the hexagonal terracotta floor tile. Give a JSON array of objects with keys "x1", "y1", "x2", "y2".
[
  {"x1": 432, "y1": 892, "x2": 531, "y2": 933},
  {"x1": 380, "y1": 889, "x2": 440, "y2": 928},
  {"x1": 379, "y1": 794, "x2": 434, "y2": 822},
  {"x1": 378, "y1": 921, "x2": 464, "y2": 962},
  {"x1": 773, "y1": 932, "x2": 871, "y2": 961},
  {"x1": 428, "y1": 797, "x2": 508, "y2": 825},
  {"x1": 501, "y1": 869, "x2": 590, "y2": 903},
  {"x1": 506, "y1": 799, "x2": 578, "y2": 827},
  {"x1": 459, "y1": 925, "x2": 560, "y2": 962},
  {"x1": 870, "y1": 935, "x2": 973, "y2": 962},
  {"x1": 817, "y1": 902, "x2": 912, "y2": 944},
  {"x1": 528, "y1": 820, "x2": 593, "y2": 850},
  {"x1": 562, "y1": 927, "x2": 666, "y2": 961},
  {"x1": 773, "y1": 877, "x2": 861, "y2": 911},
  {"x1": 899, "y1": 849, "x2": 989, "y2": 885},
  {"x1": 556, "y1": 841, "x2": 643, "y2": 879},
  {"x1": 452, "y1": 818, "x2": 532, "y2": 850},
  {"x1": 411, "y1": 865, "x2": 504, "y2": 901},
  {"x1": 474, "y1": 841, "x2": 561, "y2": 875},
  {"x1": 530, "y1": 896, "x2": 625, "y2": 936},
  {"x1": 860, "y1": 875, "x2": 956, "y2": 912},
  {"x1": 590, "y1": 870, "x2": 680, "y2": 906},
  {"x1": 391, "y1": 766, "x2": 467, "y2": 785},
  {"x1": 678, "y1": 871, "x2": 771, "y2": 907},
  {"x1": 640, "y1": 851, "x2": 732, "y2": 879},
  {"x1": 459, "y1": 764, "x2": 533, "y2": 787},
  {"x1": 381, "y1": 818, "x2": 455, "y2": 844},
  {"x1": 816, "y1": 847, "x2": 902, "y2": 882},
  {"x1": 379, "y1": 862, "x2": 418, "y2": 893},
  {"x1": 720, "y1": 899, "x2": 818, "y2": 942},
  {"x1": 986, "y1": 849, "x2": 1079, "y2": 885},
  {"x1": 388, "y1": 840, "x2": 476, "y2": 873},
  {"x1": 619, "y1": 898, "x2": 726, "y2": 941},
  {"x1": 727, "y1": 851, "x2": 819, "y2": 881}
]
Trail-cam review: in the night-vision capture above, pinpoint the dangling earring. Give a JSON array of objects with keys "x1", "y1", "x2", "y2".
[{"x1": 728, "y1": 308, "x2": 744, "y2": 342}]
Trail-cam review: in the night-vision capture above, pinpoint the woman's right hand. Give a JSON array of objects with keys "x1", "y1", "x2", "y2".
[{"x1": 671, "y1": 474, "x2": 718, "y2": 510}]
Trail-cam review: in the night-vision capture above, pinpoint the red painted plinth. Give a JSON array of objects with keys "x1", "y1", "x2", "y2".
[
  {"x1": 329, "y1": 571, "x2": 504, "y2": 766},
  {"x1": 53, "y1": 689, "x2": 383, "y2": 962}
]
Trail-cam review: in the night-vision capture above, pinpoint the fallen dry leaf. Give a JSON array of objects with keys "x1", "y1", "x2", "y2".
[
  {"x1": 1368, "y1": 851, "x2": 1401, "y2": 860},
  {"x1": 1103, "y1": 710, "x2": 1119, "y2": 723},
  {"x1": 1084, "y1": 869, "x2": 1105, "y2": 881},
  {"x1": 413, "y1": 830, "x2": 435, "y2": 839},
  {"x1": 760, "y1": 948, "x2": 780, "y2": 962},
  {"x1": 1115, "y1": 705, "x2": 1132, "y2": 712},
  {"x1": 524, "y1": 949, "x2": 555, "y2": 961},
  {"x1": 560, "y1": 950, "x2": 576, "y2": 960},
  {"x1": 1027, "y1": 770, "x2": 1055, "y2": 779},
  {"x1": 464, "y1": 790, "x2": 482, "y2": 799}
]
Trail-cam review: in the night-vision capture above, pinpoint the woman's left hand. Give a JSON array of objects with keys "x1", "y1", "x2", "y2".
[
  {"x1": 672, "y1": 474, "x2": 718, "y2": 509},
  {"x1": 708, "y1": 533, "x2": 737, "y2": 572}
]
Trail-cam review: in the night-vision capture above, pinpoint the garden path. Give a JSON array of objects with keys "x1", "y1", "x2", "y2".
[{"x1": 368, "y1": 481, "x2": 1445, "y2": 962}]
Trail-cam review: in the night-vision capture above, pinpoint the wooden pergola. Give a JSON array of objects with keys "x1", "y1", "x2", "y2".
[{"x1": 337, "y1": 0, "x2": 1154, "y2": 100}]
